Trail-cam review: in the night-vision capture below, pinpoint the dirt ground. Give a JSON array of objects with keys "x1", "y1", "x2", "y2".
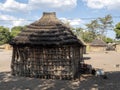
[
  {"x1": 84, "y1": 51, "x2": 120, "y2": 72},
  {"x1": 0, "y1": 50, "x2": 120, "y2": 90}
]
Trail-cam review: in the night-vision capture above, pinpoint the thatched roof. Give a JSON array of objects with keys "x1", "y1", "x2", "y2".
[
  {"x1": 90, "y1": 38, "x2": 107, "y2": 46},
  {"x1": 10, "y1": 12, "x2": 84, "y2": 46}
]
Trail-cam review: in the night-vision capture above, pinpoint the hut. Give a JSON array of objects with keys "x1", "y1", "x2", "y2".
[
  {"x1": 10, "y1": 12, "x2": 85, "y2": 79},
  {"x1": 90, "y1": 38, "x2": 107, "y2": 52}
]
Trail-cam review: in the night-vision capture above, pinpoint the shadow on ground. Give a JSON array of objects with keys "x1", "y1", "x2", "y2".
[
  {"x1": 83, "y1": 57, "x2": 91, "y2": 60},
  {"x1": 0, "y1": 71, "x2": 120, "y2": 90}
]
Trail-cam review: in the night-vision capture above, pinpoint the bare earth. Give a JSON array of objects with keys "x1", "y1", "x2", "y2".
[{"x1": 0, "y1": 50, "x2": 120, "y2": 90}]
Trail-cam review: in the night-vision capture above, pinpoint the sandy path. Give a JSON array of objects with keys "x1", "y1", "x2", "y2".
[
  {"x1": 0, "y1": 50, "x2": 12, "y2": 72},
  {"x1": 84, "y1": 51, "x2": 120, "y2": 72}
]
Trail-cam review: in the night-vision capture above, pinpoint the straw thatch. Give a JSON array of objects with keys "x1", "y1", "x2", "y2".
[
  {"x1": 90, "y1": 38, "x2": 107, "y2": 52},
  {"x1": 90, "y1": 38, "x2": 107, "y2": 47},
  {"x1": 10, "y1": 12, "x2": 83, "y2": 46}
]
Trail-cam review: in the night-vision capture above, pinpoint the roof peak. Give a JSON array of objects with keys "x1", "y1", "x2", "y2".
[
  {"x1": 43, "y1": 12, "x2": 56, "y2": 16},
  {"x1": 28, "y1": 12, "x2": 60, "y2": 27},
  {"x1": 41, "y1": 12, "x2": 57, "y2": 19}
]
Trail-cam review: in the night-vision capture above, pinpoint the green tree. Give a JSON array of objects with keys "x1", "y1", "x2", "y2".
[
  {"x1": 72, "y1": 27, "x2": 93, "y2": 43},
  {"x1": 98, "y1": 15, "x2": 113, "y2": 37},
  {"x1": 114, "y1": 22, "x2": 120, "y2": 39},
  {"x1": 85, "y1": 15, "x2": 113, "y2": 42},
  {"x1": 71, "y1": 15, "x2": 113, "y2": 43},
  {"x1": 72, "y1": 27, "x2": 84, "y2": 37},
  {"x1": 103, "y1": 37, "x2": 113, "y2": 43},
  {"x1": 0, "y1": 26, "x2": 11, "y2": 45},
  {"x1": 85, "y1": 20, "x2": 99, "y2": 40},
  {"x1": 11, "y1": 26, "x2": 25, "y2": 38},
  {"x1": 82, "y1": 31, "x2": 94, "y2": 43}
]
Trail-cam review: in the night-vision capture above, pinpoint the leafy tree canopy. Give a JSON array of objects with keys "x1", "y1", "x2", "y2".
[
  {"x1": 103, "y1": 37, "x2": 113, "y2": 43},
  {"x1": 114, "y1": 22, "x2": 120, "y2": 39},
  {"x1": 11, "y1": 26, "x2": 25, "y2": 38},
  {"x1": 98, "y1": 15, "x2": 113, "y2": 36},
  {"x1": 71, "y1": 15, "x2": 113, "y2": 43},
  {"x1": 0, "y1": 26, "x2": 11, "y2": 45}
]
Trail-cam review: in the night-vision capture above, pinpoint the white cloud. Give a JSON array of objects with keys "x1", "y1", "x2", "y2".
[
  {"x1": 0, "y1": 14, "x2": 30, "y2": 27},
  {"x1": 83, "y1": 0, "x2": 120, "y2": 10},
  {"x1": 60, "y1": 18, "x2": 83, "y2": 26},
  {"x1": 0, "y1": 0, "x2": 27, "y2": 12},
  {"x1": 69, "y1": 19, "x2": 82, "y2": 26},
  {"x1": 29, "y1": 0, "x2": 77, "y2": 10},
  {"x1": 0, "y1": 0, "x2": 77, "y2": 12},
  {"x1": 0, "y1": 13, "x2": 82, "y2": 28}
]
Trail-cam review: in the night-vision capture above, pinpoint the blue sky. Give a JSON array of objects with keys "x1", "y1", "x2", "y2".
[{"x1": 0, "y1": 0, "x2": 120, "y2": 39}]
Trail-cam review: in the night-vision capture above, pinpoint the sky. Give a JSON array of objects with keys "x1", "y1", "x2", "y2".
[{"x1": 0, "y1": 0, "x2": 120, "y2": 39}]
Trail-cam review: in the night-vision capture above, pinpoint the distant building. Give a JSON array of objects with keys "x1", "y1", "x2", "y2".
[{"x1": 90, "y1": 38, "x2": 107, "y2": 52}]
